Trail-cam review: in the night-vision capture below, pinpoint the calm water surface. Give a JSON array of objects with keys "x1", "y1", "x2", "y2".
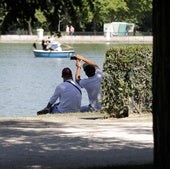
[{"x1": 0, "y1": 43, "x2": 113, "y2": 117}]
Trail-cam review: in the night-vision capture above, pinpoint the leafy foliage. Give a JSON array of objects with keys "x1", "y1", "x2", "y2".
[
  {"x1": 101, "y1": 45, "x2": 152, "y2": 118},
  {"x1": 0, "y1": 0, "x2": 152, "y2": 34}
]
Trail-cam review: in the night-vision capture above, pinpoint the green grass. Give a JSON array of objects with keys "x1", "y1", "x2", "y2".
[{"x1": 81, "y1": 164, "x2": 153, "y2": 169}]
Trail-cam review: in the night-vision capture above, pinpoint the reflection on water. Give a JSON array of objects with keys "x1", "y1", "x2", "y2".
[{"x1": 0, "y1": 43, "x2": 113, "y2": 117}]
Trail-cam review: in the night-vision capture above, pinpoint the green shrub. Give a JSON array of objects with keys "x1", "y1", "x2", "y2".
[{"x1": 101, "y1": 45, "x2": 152, "y2": 118}]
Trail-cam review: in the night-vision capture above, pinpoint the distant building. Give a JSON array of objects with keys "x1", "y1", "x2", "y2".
[{"x1": 104, "y1": 22, "x2": 135, "y2": 38}]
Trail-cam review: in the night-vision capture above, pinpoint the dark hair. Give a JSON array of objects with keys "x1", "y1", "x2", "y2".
[
  {"x1": 84, "y1": 65, "x2": 95, "y2": 77},
  {"x1": 62, "y1": 67, "x2": 72, "y2": 78},
  {"x1": 56, "y1": 32, "x2": 62, "y2": 38}
]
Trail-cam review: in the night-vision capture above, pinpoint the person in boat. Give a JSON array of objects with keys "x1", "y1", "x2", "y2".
[
  {"x1": 33, "y1": 42, "x2": 37, "y2": 49},
  {"x1": 41, "y1": 38, "x2": 62, "y2": 51},
  {"x1": 41, "y1": 37, "x2": 52, "y2": 50},
  {"x1": 41, "y1": 40, "x2": 47, "y2": 50},
  {"x1": 74, "y1": 54, "x2": 103, "y2": 112},
  {"x1": 45, "y1": 36, "x2": 53, "y2": 50},
  {"x1": 49, "y1": 41, "x2": 62, "y2": 51},
  {"x1": 37, "y1": 67, "x2": 82, "y2": 115}
]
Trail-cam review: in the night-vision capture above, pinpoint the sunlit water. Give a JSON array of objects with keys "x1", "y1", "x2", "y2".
[{"x1": 0, "y1": 43, "x2": 114, "y2": 117}]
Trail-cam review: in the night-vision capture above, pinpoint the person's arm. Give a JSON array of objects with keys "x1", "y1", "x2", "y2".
[
  {"x1": 75, "y1": 59, "x2": 82, "y2": 82},
  {"x1": 44, "y1": 86, "x2": 59, "y2": 113},
  {"x1": 75, "y1": 54, "x2": 100, "y2": 70},
  {"x1": 48, "y1": 85, "x2": 60, "y2": 106}
]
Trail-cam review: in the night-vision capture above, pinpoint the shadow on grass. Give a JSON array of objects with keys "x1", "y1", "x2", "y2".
[
  {"x1": 82, "y1": 164, "x2": 153, "y2": 169},
  {"x1": 0, "y1": 117, "x2": 153, "y2": 169}
]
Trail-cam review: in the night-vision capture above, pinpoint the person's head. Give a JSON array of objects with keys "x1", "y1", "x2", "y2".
[
  {"x1": 83, "y1": 63, "x2": 95, "y2": 77},
  {"x1": 56, "y1": 31, "x2": 62, "y2": 38},
  {"x1": 62, "y1": 67, "x2": 73, "y2": 81}
]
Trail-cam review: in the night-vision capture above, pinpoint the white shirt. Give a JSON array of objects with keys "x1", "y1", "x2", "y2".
[
  {"x1": 79, "y1": 69, "x2": 103, "y2": 111},
  {"x1": 49, "y1": 79, "x2": 82, "y2": 113}
]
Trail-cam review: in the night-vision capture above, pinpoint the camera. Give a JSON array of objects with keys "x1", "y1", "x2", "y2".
[{"x1": 70, "y1": 56, "x2": 77, "y2": 60}]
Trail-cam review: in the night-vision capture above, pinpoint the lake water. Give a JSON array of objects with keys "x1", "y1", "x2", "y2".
[{"x1": 0, "y1": 43, "x2": 113, "y2": 117}]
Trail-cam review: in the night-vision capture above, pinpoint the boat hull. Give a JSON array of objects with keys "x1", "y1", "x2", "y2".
[{"x1": 33, "y1": 50, "x2": 75, "y2": 58}]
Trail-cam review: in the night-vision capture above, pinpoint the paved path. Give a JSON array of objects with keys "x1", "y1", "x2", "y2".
[
  {"x1": 0, "y1": 35, "x2": 153, "y2": 44},
  {"x1": 0, "y1": 113, "x2": 153, "y2": 169}
]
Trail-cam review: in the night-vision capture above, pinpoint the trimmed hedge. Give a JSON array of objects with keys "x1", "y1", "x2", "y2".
[{"x1": 101, "y1": 45, "x2": 152, "y2": 118}]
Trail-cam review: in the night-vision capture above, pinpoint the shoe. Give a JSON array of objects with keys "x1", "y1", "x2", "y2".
[{"x1": 37, "y1": 108, "x2": 51, "y2": 115}]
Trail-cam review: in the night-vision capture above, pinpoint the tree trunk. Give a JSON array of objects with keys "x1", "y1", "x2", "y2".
[
  {"x1": 27, "y1": 20, "x2": 32, "y2": 35},
  {"x1": 152, "y1": 0, "x2": 170, "y2": 168}
]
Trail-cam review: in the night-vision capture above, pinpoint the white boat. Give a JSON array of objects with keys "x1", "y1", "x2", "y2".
[
  {"x1": 33, "y1": 39, "x2": 75, "y2": 58},
  {"x1": 33, "y1": 49, "x2": 75, "y2": 58}
]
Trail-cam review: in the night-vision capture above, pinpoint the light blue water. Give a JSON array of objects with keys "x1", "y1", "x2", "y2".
[{"x1": 0, "y1": 43, "x2": 113, "y2": 117}]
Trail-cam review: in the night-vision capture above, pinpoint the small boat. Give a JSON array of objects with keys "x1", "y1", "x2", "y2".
[{"x1": 33, "y1": 49, "x2": 75, "y2": 58}]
